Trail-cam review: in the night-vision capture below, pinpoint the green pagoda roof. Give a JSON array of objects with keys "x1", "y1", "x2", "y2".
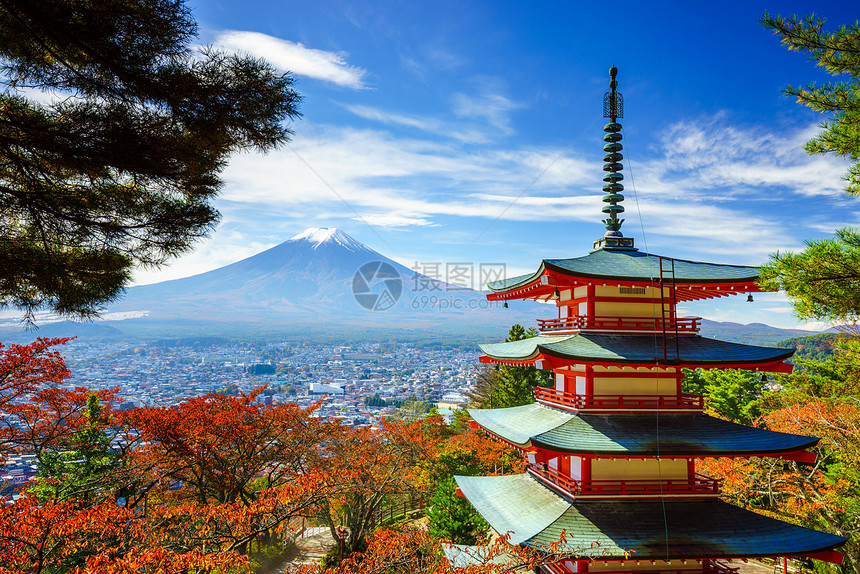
[
  {"x1": 455, "y1": 474, "x2": 846, "y2": 558},
  {"x1": 488, "y1": 249, "x2": 760, "y2": 292},
  {"x1": 441, "y1": 545, "x2": 520, "y2": 569},
  {"x1": 468, "y1": 403, "x2": 819, "y2": 455},
  {"x1": 479, "y1": 333, "x2": 794, "y2": 367}
]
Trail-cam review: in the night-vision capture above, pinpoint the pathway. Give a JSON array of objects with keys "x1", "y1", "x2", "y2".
[{"x1": 270, "y1": 528, "x2": 334, "y2": 572}]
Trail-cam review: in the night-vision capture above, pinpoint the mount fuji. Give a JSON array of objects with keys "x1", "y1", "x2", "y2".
[
  {"x1": 97, "y1": 227, "x2": 544, "y2": 337},
  {"x1": 0, "y1": 227, "x2": 826, "y2": 343}
]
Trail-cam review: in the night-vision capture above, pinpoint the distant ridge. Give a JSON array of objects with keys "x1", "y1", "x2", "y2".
[{"x1": 698, "y1": 319, "x2": 820, "y2": 347}]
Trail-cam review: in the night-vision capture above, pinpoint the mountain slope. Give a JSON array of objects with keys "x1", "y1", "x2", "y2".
[{"x1": 104, "y1": 228, "x2": 544, "y2": 335}]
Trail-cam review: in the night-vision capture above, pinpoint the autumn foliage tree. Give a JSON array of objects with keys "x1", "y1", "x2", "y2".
[
  {"x1": 0, "y1": 339, "x2": 250, "y2": 573},
  {"x1": 0, "y1": 337, "x2": 72, "y2": 458},
  {"x1": 0, "y1": 339, "x2": 342, "y2": 573},
  {"x1": 0, "y1": 338, "x2": 562, "y2": 573},
  {"x1": 0, "y1": 337, "x2": 131, "y2": 505},
  {"x1": 289, "y1": 526, "x2": 592, "y2": 574},
  {"x1": 311, "y1": 417, "x2": 444, "y2": 559},
  {"x1": 125, "y1": 390, "x2": 327, "y2": 506}
]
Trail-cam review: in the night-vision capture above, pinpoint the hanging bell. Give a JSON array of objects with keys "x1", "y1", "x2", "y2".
[
  {"x1": 746, "y1": 293, "x2": 754, "y2": 303},
  {"x1": 503, "y1": 301, "x2": 509, "y2": 309}
]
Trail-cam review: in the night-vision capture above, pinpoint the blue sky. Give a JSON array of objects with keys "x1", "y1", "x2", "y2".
[{"x1": 132, "y1": 0, "x2": 858, "y2": 330}]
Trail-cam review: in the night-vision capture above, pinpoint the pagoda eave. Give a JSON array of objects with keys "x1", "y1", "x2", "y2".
[
  {"x1": 480, "y1": 353, "x2": 793, "y2": 373},
  {"x1": 468, "y1": 404, "x2": 821, "y2": 457},
  {"x1": 524, "y1": 436, "x2": 820, "y2": 458},
  {"x1": 479, "y1": 334, "x2": 795, "y2": 372},
  {"x1": 487, "y1": 251, "x2": 767, "y2": 303},
  {"x1": 486, "y1": 270, "x2": 765, "y2": 303},
  {"x1": 455, "y1": 474, "x2": 847, "y2": 560},
  {"x1": 479, "y1": 353, "x2": 544, "y2": 368}
]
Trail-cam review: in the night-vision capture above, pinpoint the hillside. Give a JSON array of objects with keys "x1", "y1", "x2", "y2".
[
  {"x1": 775, "y1": 332, "x2": 850, "y2": 362},
  {"x1": 698, "y1": 319, "x2": 820, "y2": 347}
]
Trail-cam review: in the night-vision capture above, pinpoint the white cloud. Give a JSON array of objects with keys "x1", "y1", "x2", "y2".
[
  {"x1": 646, "y1": 118, "x2": 847, "y2": 199},
  {"x1": 100, "y1": 311, "x2": 150, "y2": 321},
  {"x1": 213, "y1": 118, "x2": 809, "y2": 267},
  {"x1": 799, "y1": 320, "x2": 835, "y2": 331},
  {"x1": 355, "y1": 214, "x2": 439, "y2": 227},
  {"x1": 344, "y1": 104, "x2": 438, "y2": 132},
  {"x1": 451, "y1": 92, "x2": 521, "y2": 135},
  {"x1": 134, "y1": 108, "x2": 852, "y2": 323},
  {"x1": 213, "y1": 31, "x2": 367, "y2": 88},
  {"x1": 218, "y1": 124, "x2": 606, "y2": 234},
  {"x1": 342, "y1": 103, "x2": 493, "y2": 143},
  {"x1": 0, "y1": 309, "x2": 149, "y2": 327},
  {"x1": 13, "y1": 86, "x2": 68, "y2": 106}
]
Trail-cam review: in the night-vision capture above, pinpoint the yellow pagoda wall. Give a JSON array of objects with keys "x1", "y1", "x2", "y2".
[
  {"x1": 592, "y1": 285, "x2": 667, "y2": 299},
  {"x1": 590, "y1": 458, "x2": 688, "y2": 481},
  {"x1": 555, "y1": 366, "x2": 681, "y2": 397},
  {"x1": 564, "y1": 285, "x2": 675, "y2": 319},
  {"x1": 594, "y1": 300, "x2": 667, "y2": 318},
  {"x1": 592, "y1": 376, "x2": 676, "y2": 396}
]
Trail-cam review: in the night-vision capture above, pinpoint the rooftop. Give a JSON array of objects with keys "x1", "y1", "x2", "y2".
[
  {"x1": 455, "y1": 473, "x2": 846, "y2": 559},
  {"x1": 489, "y1": 249, "x2": 761, "y2": 294},
  {"x1": 468, "y1": 403, "x2": 819, "y2": 456},
  {"x1": 479, "y1": 333, "x2": 794, "y2": 370}
]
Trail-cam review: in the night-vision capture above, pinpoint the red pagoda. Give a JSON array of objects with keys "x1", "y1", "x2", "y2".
[{"x1": 455, "y1": 68, "x2": 846, "y2": 574}]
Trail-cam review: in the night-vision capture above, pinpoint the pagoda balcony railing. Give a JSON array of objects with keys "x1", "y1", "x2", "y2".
[
  {"x1": 534, "y1": 387, "x2": 705, "y2": 411},
  {"x1": 537, "y1": 315, "x2": 701, "y2": 333},
  {"x1": 528, "y1": 464, "x2": 722, "y2": 497},
  {"x1": 545, "y1": 563, "x2": 739, "y2": 574}
]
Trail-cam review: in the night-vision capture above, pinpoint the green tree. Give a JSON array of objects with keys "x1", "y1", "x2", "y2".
[
  {"x1": 761, "y1": 13, "x2": 860, "y2": 195},
  {"x1": 779, "y1": 333, "x2": 848, "y2": 363},
  {"x1": 29, "y1": 392, "x2": 123, "y2": 502},
  {"x1": 683, "y1": 369, "x2": 766, "y2": 426},
  {"x1": 0, "y1": 0, "x2": 301, "y2": 319},
  {"x1": 757, "y1": 14, "x2": 860, "y2": 325},
  {"x1": 759, "y1": 229, "x2": 860, "y2": 324},
  {"x1": 426, "y1": 477, "x2": 488, "y2": 545},
  {"x1": 773, "y1": 337, "x2": 860, "y2": 400},
  {"x1": 365, "y1": 393, "x2": 387, "y2": 407}
]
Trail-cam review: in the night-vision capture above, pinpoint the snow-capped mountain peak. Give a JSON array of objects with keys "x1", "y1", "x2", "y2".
[{"x1": 289, "y1": 227, "x2": 368, "y2": 251}]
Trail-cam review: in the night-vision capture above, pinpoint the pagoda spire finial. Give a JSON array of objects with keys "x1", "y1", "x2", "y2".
[{"x1": 594, "y1": 66, "x2": 634, "y2": 250}]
